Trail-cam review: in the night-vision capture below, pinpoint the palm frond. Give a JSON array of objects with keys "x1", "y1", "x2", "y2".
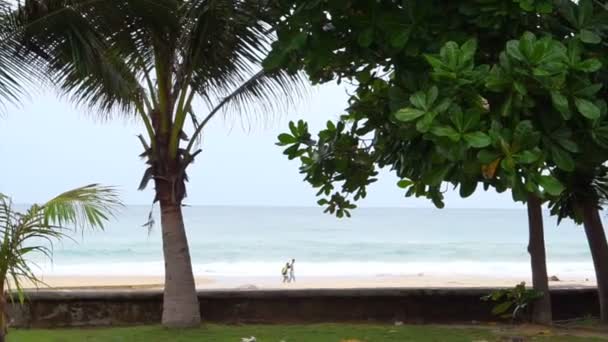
[
  {"x1": 548, "y1": 165, "x2": 608, "y2": 224},
  {"x1": 15, "y1": 0, "x2": 144, "y2": 116},
  {"x1": 14, "y1": 0, "x2": 307, "y2": 124},
  {"x1": 180, "y1": 0, "x2": 307, "y2": 133},
  {"x1": 0, "y1": 0, "x2": 30, "y2": 107},
  {"x1": 187, "y1": 68, "x2": 306, "y2": 152},
  {"x1": 0, "y1": 184, "x2": 121, "y2": 304},
  {"x1": 42, "y1": 184, "x2": 123, "y2": 230}
]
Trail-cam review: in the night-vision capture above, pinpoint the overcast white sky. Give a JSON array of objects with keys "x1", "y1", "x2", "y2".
[{"x1": 0, "y1": 82, "x2": 522, "y2": 208}]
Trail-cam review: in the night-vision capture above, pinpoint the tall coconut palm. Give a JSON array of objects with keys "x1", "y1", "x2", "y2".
[
  {"x1": 13, "y1": 0, "x2": 303, "y2": 327},
  {"x1": 0, "y1": 184, "x2": 122, "y2": 342}
]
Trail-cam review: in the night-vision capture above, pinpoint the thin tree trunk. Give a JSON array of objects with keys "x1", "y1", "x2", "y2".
[
  {"x1": 159, "y1": 193, "x2": 201, "y2": 327},
  {"x1": 581, "y1": 201, "x2": 608, "y2": 323},
  {"x1": 0, "y1": 285, "x2": 6, "y2": 342},
  {"x1": 526, "y1": 195, "x2": 552, "y2": 324}
]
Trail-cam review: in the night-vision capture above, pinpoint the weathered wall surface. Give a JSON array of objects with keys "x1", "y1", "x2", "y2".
[{"x1": 7, "y1": 288, "x2": 599, "y2": 328}]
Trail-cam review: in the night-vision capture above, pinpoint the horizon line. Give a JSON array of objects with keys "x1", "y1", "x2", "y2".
[{"x1": 12, "y1": 203, "x2": 527, "y2": 210}]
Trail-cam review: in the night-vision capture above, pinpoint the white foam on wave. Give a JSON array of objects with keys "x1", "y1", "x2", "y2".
[{"x1": 35, "y1": 260, "x2": 596, "y2": 279}]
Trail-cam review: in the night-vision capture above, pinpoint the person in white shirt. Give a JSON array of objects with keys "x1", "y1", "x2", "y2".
[{"x1": 288, "y1": 259, "x2": 296, "y2": 283}]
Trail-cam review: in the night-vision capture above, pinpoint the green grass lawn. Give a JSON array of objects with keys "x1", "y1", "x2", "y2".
[{"x1": 8, "y1": 324, "x2": 606, "y2": 342}]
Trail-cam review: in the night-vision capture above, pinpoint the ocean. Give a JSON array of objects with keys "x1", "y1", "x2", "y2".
[{"x1": 31, "y1": 206, "x2": 596, "y2": 280}]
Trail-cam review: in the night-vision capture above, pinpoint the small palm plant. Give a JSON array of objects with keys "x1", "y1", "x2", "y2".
[{"x1": 0, "y1": 184, "x2": 121, "y2": 342}]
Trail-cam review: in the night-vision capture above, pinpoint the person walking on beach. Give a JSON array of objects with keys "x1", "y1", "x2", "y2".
[
  {"x1": 281, "y1": 262, "x2": 290, "y2": 283},
  {"x1": 288, "y1": 259, "x2": 296, "y2": 283}
]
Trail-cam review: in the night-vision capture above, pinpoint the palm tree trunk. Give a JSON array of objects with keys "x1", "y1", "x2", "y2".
[
  {"x1": 158, "y1": 187, "x2": 201, "y2": 327},
  {"x1": 0, "y1": 284, "x2": 6, "y2": 342},
  {"x1": 581, "y1": 200, "x2": 608, "y2": 323},
  {"x1": 526, "y1": 194, "x2": 552, "y2": 324}
]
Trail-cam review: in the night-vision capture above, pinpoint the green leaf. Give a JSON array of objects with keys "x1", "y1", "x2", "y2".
[
  {"x1": 512, "y1": 181, "x2": 527, "y2": 201},
  {"x1": 277, "y1": 133, "x2": 296, "y2": 145},
  {"x1": 513, "y1": 81, "x2": 527, "y2": 95},
  {"x1": 290, "y1": 32, "x2": 308, "y2": 50},
  {"x1": 434, "y1": 98, "x2": 452, "y2": 113},
  {"x1": 463, "y1": 110, "x2": 481, "y2": 132},
  {"x1": 388, "y1": 86, "x2": 410, "y2": 112},
  {"x1": 459, "y1": 180, "x2": 478, "y2": 198},
  {"x1": 579, "y1": 0, "x2": 593, "y2": 27},
  {"x1": 536, "y1": 1, "x2": 553, "y2": 13},
  {"x1": 289, "y1": 121, "x2": 298, "y2": 136},
  {"x1": 391, "y1": 29, "x2": 411, "y2": 48},
  {"x1": 395, "y1": 108, "x2": 426, "y2": 122},
  {"x1": 519, "y1": 0, "x2": 534, "y2": 11},
  {"x1": 562, "y1": 1, "x2": 577, "y2": 26},
  {"x1": 416, "y1": 112, "x2": 436, "y2": 132},
  {"x1": 431, "y1": 126, "x2": 461, "y2": 141},
  {"x1": 580, "y1": 29, "x2": 601, "y2": 44},
  {"x1": 450, "y1": 106, "x2": 464, "y2": 132},
  {"x1": 441, "y1": 42, "x2": 460, "y2": 68},
  {"x1": 492, "y1": 301, "x2": 513, "y2": 315},
  {"x1": 592, "y1": 125, "x2": 608, "y2": 148},
  {"x1": 539, "y1": 175, "x2": 565, "y2": 196},
  {"x1": 425, "y1": 164, "x2": 451, "y2": 186},
  {"x1": 283, "y1": 144, "x2": 300, "y2": 160},
  {"x1": 432, "y1": 195, "x2": 445, "y2": 209},
  {"x1": 552, "y1": 128, "x2": 579, "y2": 153},
  {"x1": 326, "y1": 120, "x2": 336, "y2": 130},
  {"x1": 574, "y1": 98, "x2": 600, "y2": 120},
  {"x1": 513, "y1": 150, "x2": 540, "y2": 164},
  {"x1": 552, "y1": 147, "x2": 575, "y2": 171},
  {"x1": 358, "y1": 28, "x2": 374, "y2": 47},
  {"x1": 533, "y1": 67, "x2": 553, "y2": 77},
  {"x1": 263, "y1": 51, "x2": 287, "y2": 70},
  {"x1": 397, "y1": 179, "x2": 413, "y2": 188},
  {"x1": 551, "y1": 91, "x2": 570, "y2": 119},
  {"x1": 506, "y1": 41, "x2": 525, "y2": 62},
  {"x1": 464, "y1": 132, "x2": 492, "y2": 148},
  {"x1": 427, "y1": 86, "x2": 438, "y2": 107},
  {"x1": 304, "y1": 0, "x2": 322, "y2": 9},
  {"x1": 567, "y1": 39, "x2": 582, "y2": 64},
  {"x1": 500, "y1": 93, "x2": 513, "y2": 117},
  {"x1": 558, "y1": 139, "x2": 579, "y2": 153},
  {"x1": 478, "y1": 150, "x2": 500, "y2": 164},
  {"x1": 460, "y1": 39, "x2": 477, "y2": 62},
  {"x1": 574, "y1": 84, "x2": 602, "y2": 97},
  {"x1": 520, "y1": 32, "x2": 536, "y2": 60},
  {"x1": 410, "y1": 91, "x2": 427, "y2": 110},
  {"x1": 424, "y1": 54, "x2": 445, "y2": 70},
  {"x1": 577, "y1": 58, "x2": 602, "y2": 72}
]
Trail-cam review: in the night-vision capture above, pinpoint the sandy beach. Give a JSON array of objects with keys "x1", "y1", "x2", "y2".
[{"x1": 29, "y1": 274, "x2": 597, "y2": 290}]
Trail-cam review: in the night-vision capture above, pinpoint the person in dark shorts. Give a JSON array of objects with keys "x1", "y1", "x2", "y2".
[{"x1": 281, "y1": 262, "x2": 290, "y2": 283}]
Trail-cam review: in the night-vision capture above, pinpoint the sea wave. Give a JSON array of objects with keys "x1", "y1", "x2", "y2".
[{"x1": 35, "y1": 260, "x2": 596, "y2": 279}]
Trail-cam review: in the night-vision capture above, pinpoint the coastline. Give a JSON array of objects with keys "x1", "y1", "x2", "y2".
[{"x1": 30, "y1": 274, "x2": 597, "y2": 290}]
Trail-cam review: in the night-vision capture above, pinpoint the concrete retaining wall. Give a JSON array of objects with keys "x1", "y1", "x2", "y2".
[{"x1": 7, "y1": 288, "x2": 599, "y2": 328}]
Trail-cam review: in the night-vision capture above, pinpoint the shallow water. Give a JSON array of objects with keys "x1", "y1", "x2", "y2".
[{"x1": 26, "y1": 205, "x2": 596, "y2": 279}]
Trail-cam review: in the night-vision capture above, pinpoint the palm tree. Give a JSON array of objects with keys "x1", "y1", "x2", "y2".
[
  {"x1": 549, "y1": 165, "x2": 608, "y2": 322},
  {"x1": 13, "y1": 0, "x2": 303, "y2": 327},
  {"x1": 0, "y1": 184, "x2": 122, "y2": 342}
]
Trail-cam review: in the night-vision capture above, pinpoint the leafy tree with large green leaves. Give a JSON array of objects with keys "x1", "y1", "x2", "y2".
[
  {"x1": 0, "y1": 184, "x2": 122, "y2": 342},
  {"x1": 13, "y1": 0, "x2": 303, "y2": 327},
  {"x1": 269, "y1": 0, "x2": 608, "y2": 323}
]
